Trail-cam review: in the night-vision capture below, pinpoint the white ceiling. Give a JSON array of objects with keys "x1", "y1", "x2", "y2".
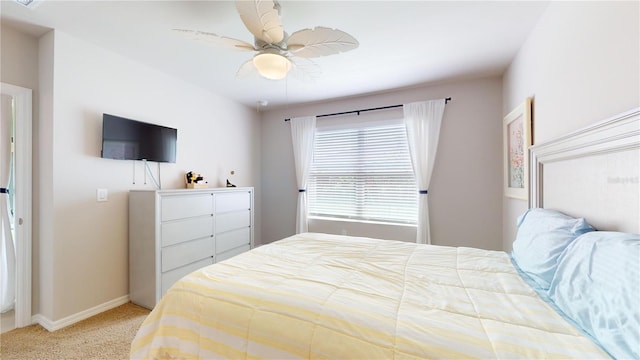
[{"x1": 1, "y1": 1, "x2": 549, "y2": 108}]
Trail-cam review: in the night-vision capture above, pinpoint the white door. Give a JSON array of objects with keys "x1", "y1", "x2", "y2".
[
  {"x1": 0, "y1": 83, "x2": 32, "y2": 330},
  {"x1": 0, "y1": 93, "x2": 16, "y2": 332}
]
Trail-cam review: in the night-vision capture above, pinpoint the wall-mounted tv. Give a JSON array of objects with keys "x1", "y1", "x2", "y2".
[{"x1": 101, "y1": 113, "x2": 177, "y2": 163}]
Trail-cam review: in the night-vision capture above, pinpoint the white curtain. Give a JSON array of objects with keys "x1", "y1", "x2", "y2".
[
  {"x1": 403, "y1": 99, "x2": 446, "y2": 244},
  {"x1": 1, "y1": 94, "x2": 16, "y2": 312},
  {"x1": 290, "y1": 116, "x2": 316, "y2": 234}
]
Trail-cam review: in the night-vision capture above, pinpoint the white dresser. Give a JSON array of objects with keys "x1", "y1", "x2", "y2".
[{"x1": 129, "y1": 187, "x2": 253, "y2": 309}]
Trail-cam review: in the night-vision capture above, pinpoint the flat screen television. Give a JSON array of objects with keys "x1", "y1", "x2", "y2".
[{"x1": 101, "y1": 113, "x2": 177, "y2": 163}]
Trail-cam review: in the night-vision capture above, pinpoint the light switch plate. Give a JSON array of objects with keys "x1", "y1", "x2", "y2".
[{"x1": 97, "y1": 188, "x2": 108, "y2": 202}]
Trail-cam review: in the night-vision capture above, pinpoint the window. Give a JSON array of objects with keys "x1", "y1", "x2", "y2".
[{"x1": 307, "y1": 121, "x2": 417, "y2": 225}]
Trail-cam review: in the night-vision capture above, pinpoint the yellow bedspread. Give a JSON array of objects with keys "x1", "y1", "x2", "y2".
[{"x1": 130, "y1": 233, "x2": 609, "y2": 359}]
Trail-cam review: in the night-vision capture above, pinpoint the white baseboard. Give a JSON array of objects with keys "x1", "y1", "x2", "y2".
[{"x1": 32, "y1": 295, "x2": 130, "y2": 332}]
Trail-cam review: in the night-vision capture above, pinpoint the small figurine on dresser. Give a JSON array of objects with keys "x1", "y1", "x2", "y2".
[
  {"x1": 185, "y1": 171, "x2": 208, "y2": 189},
  {"x1": 226, "y1": 170, "x2": 237, "y2": 187}
]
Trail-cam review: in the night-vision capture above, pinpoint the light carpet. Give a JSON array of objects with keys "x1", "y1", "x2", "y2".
[{"x1": 0, "y1": 302, "x2": 149, "y2": 360}]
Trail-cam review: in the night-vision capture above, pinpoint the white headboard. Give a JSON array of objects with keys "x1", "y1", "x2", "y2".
[{"x1": 530, "y1": 108, "x2": 640, "y2": 232}]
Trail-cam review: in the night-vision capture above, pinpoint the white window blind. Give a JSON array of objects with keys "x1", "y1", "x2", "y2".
[{"x1": 308, "y1": 122, "x2": 418, "y2": 225}]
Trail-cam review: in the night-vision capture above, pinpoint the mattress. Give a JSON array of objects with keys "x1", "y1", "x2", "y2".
[{"x1": 130, "y1": 232, "x2": 609, "y2": 359}]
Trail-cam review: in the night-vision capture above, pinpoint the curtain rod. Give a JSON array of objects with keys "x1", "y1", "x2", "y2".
[{"x1": 284, "y1": 97, "x2": 451, "y2": 122}]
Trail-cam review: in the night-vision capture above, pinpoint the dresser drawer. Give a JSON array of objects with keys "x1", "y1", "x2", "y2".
[
  {"x1": 216, "y1": 192, "x2": 251, "y2": 213},
  {"x1": 161, "y1": 257, "x2": 213, "y2": 295},
  {"x1": 161, "y1": 194, "x2": 213, "y2": 221},
  {"x1": 216, "y1": 227, "x2": 250, "y2": 254},
  {"x1": 161, "y1": 216, "x2": 213, "y2": 247},
  {"x1": 162, "y1": 237, "x2": 214, "y2": 272},
  {"x1": 216, "y1": 210, "x2": 250, "y2": 234},
  {"x1": 217, "y1": 244, "x2": 250, "y2": 262}
]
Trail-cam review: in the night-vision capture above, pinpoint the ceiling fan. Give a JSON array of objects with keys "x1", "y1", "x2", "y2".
[{"x1": 174, "y1": 0, "x2": 359, "y2": 80}]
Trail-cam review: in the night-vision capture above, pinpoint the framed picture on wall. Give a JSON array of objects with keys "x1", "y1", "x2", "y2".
[{"x1": 503, "y1": 98, "x2": 532, "y2": 200}]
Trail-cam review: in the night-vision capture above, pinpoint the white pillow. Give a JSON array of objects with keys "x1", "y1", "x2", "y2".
[
  {"x1": 511, "y1": 208, "x2": 593, "y2": 289},
  {"x1": 549, "y1": 231, "x2": 640, "y2": 360}
]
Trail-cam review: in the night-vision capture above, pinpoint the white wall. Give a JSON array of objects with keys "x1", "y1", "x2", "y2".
[
  {"x1": 261, "y1": 76, "x2": 504, "y2": 250},
  {"x1": 38, "y1": 30, "x2": 56, "y2": 323},
  {"x1": 0, "y1": 25, "x2": 39, "y2": 90},
  {"x1": 37, "y1": 30, "x2": 261, "y2": 322},
  {"x1": 502, "y1": 1, "x2": 640, "y2": 250}
]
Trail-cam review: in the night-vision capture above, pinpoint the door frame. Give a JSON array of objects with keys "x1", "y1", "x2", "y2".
[{"x1": 1, "y1": 82, "x2": 32, "y2": 327}]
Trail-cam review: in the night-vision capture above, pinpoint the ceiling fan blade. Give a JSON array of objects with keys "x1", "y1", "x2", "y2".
[
  {"x1": 236, "y1": 59, "x2": 259, "y2": 79},
  {"x1": 287, "y1": 27, "x2": 359, "y2": 58},
  {"x1": 289, "y1": 57, "x2": 322, "y2": 82},
  {"x1": 173, "y1": 29, "x2": 256, "y2": 51},
  {"x1": 235, "y1": 0, "x2": 284, "y2": 44}
]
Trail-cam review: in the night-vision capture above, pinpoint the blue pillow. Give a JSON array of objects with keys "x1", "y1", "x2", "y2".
[
  {"x1": 512, "y1": 208, "x2": 593, "y2": 289},
  {"x1": 549, "y1": 231, "x2": 640, "y2": 359}
]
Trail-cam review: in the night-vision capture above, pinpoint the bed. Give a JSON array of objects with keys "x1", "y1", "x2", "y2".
[{"x1": 130, "y1": 108, "x2": 639, "y2": 359}]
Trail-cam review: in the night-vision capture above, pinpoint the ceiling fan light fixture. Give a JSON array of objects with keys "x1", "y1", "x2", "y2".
[
  {"x1": 178, "y1": 1, "x2": 359, "y2": 81},
  {"x1": 253, "y1": 52, "x2": 291, "y2": 80}
]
